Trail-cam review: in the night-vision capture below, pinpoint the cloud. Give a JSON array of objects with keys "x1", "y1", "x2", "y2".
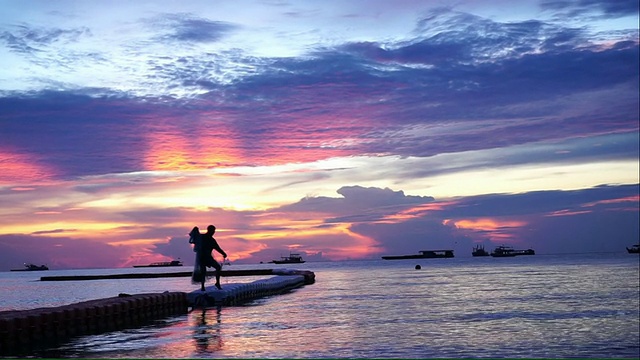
[
  {"x1": 0, "y1": 183, "x2": 636, "y2": 270},
  {"x1": 349, "y1": 184, "x2": 639, "y2": 256},
  {"x1": 0, "y1": 24, "x2": 91, "y2": 55},
  {"x1": 277, "y1": 185, "x2": 434, "y2": 220},
  {"x1": 437, "y1": 184, "x2": 639, "y2": 218},
  {"x1": 540, "y1": 0, "x2": 640, "y2": 19},
  {"x1": 148, "y1": 13, "x2": 239, "y2": 43},
  {"x1": 0, "y1": 4, "x2": 637, "y2": 269},
  {"x1": 1, "y1": 10, "x2": 637, "y2": 184},
  {"x1": 0, "y1": 234, "x2": 129, "y2": 270}
]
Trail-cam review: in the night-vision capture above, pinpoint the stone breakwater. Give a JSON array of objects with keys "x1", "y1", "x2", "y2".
[{"x1": 0, "y1": 269, "x2": 315, "y2": 356}]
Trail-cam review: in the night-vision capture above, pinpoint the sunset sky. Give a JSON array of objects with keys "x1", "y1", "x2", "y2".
[{"x1": 0, "y1": 0, "x2": 638, "y2": 270}]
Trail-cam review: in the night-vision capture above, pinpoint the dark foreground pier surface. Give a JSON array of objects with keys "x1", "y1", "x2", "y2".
[{"x1": 0, "y1": 268, "x2": 315, "y2": 356}]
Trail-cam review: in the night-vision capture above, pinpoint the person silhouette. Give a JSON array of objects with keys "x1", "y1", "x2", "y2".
[
  {"x1": 198, "y1": 225, "x2": 227, "y2": 290},
  {"x1": 189, "y1": 226, "x2": 204, "y2": 286}
]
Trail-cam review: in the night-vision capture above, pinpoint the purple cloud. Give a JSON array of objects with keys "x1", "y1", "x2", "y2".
[{"x1": 541, "y1": 0, "x2": 640, "y2": 18}]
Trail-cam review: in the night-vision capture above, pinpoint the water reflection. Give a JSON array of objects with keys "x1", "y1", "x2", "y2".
[
  {"x1": 12, "y1": 256, "x2": 640, "y2": 358},
  {"x1": 193, "y1": 307, "x2": 223, "y2": 354}
]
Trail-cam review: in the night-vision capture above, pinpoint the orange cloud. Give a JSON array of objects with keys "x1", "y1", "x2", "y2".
[
  {"x1": 445, "y1": 217, "x2": 528, "y2": 243},
  {"x1": 0, "y1": 148, "x2": 57, "y2": 184},
  {"x1": 545, "y1": 209, "x2": 592, "y2": 217},
  {"x1": 581, "y1": 195, "x2": 640, "y2": 208},
  {"x1": 380, "y1": 201, "x2": 459, "y2": 223},
  {"x1": 140, "y1": 119, "x2": 240, "y2": 171}
]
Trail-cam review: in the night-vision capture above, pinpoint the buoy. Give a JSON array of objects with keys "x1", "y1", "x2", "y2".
[{"x1": 415, "y1": 264, "x2": 421, "y2": 270}]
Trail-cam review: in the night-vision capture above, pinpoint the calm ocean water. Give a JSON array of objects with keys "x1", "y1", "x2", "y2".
[{"x1": 1, "y1": 253, "x2": 638, "y2": 358}]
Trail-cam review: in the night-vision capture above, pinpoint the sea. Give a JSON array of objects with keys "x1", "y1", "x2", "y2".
[{"x1": 1, "y1": 252, "x2": 638, "y2": 359}]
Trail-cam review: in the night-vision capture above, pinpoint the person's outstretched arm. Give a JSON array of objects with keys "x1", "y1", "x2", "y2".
[{"x1": 212, "y1": 239, "x2": 227, "y2": 258}]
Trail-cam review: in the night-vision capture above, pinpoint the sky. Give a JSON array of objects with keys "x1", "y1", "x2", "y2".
[{"x1": 0, "y1": 0, "x2": 638, "y2": 270}]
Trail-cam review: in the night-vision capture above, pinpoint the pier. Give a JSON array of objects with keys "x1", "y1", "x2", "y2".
[
  {"x1": 0, "y1": 268, "x2": 315, "y2": 356},
  {"x1": 188, "y1": 270, "x2": 313, "y2": 307}
]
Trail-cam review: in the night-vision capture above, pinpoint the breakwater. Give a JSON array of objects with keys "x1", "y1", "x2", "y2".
[
  {"x1": 0, "y1": 292, "x2": 187, "y2": 355},
  {"x1": 40, "y1": 268, "x2": 276, "y2": 281},
  {"x1": 188, "y1": 270, "x2": 314, "y2": 307},
  {"x1": 0, "y1": 268, "x2": 315, "y2": 356}
]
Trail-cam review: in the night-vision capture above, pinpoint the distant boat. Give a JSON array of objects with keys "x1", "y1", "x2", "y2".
[
  {"x1": 490, "y1": 245, "x2": 535, "y2": 257},
  {"x1": 382, "y1": 250, "x2": 454, "y2": 260},
  {"x1": 133, "y1": 260, "x2": 183, "y2": 268},
  {"x1": 271, "y1": 253, "x2": 305, "y2": 264},
  {"x1": 10, "y1": 263, "x2": 49, "y2": 271},
  {"x1": 472, "y1": 245, "x2": 490, "y2": 257},
  {"x1": 627, "y1": 244, "x2": 639, "y2": 254}
]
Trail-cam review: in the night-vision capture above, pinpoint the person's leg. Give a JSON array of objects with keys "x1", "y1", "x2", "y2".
[
  {"x1": 212, "y1": 261, "x2": 222, "y2": 289},
  {"x1": 199, "y1": 258, "x2": 207, "y2": 291}
]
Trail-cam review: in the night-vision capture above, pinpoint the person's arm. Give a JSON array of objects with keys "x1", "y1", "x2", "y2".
[{"x1": 212, "y1": 239, "x2": 227, "y2": 258}]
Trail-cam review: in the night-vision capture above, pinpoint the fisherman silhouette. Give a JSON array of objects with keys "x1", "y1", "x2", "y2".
[{"x1": 190, "y1": 225, "x2": 227, "y2": 291}]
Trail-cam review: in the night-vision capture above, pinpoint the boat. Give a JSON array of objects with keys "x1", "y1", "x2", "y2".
[
  {"x1": 472, "y1": 245, "x2": 490, "y2": 257},
  {"x1": 10, "y1": 263, "x2": 49, "y2": 271},
  {"x1": 490, "y1": 245, "x2": 535, "y2": 257},
  {"x1": 627, "y1": 244, "x2": 639, "y2": 254},
  {"x1": 382, "y1": 250, "x2": 454, "y2": 260},
  {"x1": 133, "y1": 260, "x2": 183, "y2": 268},
  {"x1": 271, "y1": 253, "x2": 305, "y2": 264}
]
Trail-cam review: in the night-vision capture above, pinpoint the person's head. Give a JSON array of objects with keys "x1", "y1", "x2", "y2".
[{"x1": 207, "y1": 225, "x2": 216, "y2": 234}]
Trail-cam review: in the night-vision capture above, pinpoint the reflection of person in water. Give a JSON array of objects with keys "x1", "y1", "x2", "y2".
[{"x1": 194, "y1": 308, "x2": 223, "y2": 353}]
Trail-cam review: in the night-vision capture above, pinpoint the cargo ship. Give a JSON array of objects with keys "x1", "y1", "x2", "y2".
[
  {"x1": 472, "y1": 245, "x2": 490, "y2": 257},
  {"x1": 133, "y1": 260, "x2": 183, "y2": 268},
  {"x1": 490, "y1": 245, "x2": 535, "y2": 257},
  {"x1": 382, "y1": 250, "x2": 454, "y2": 260},
  {"x1": 271, "y1": 253, "x2": 305, "y2": 264},
  {"x1": 10, "y1": 263, "x2": 49, "y2": 271}
]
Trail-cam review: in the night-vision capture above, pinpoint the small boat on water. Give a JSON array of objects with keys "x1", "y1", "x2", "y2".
[
  {"x1": 472, "y1": 245, "x2": 490, "y2": 257},
  {"x1": 271, "y1": 253, "x2": 305, "y2": 264},
  {"x1": 133, "y1": 260, "x2": 183, "y2": 268},
  {"x1": 382, "y1": 250, "x2": 454, "y2": 260},
  {"x1": 490, "y1": 245, "x2": 535, "y2": 257},
  {"x1": 627, "y1": 244, "x2": 639, "y2": 254},
  {"x1": 10, "y1": 263, "x2": 49, "y2": 271}
]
